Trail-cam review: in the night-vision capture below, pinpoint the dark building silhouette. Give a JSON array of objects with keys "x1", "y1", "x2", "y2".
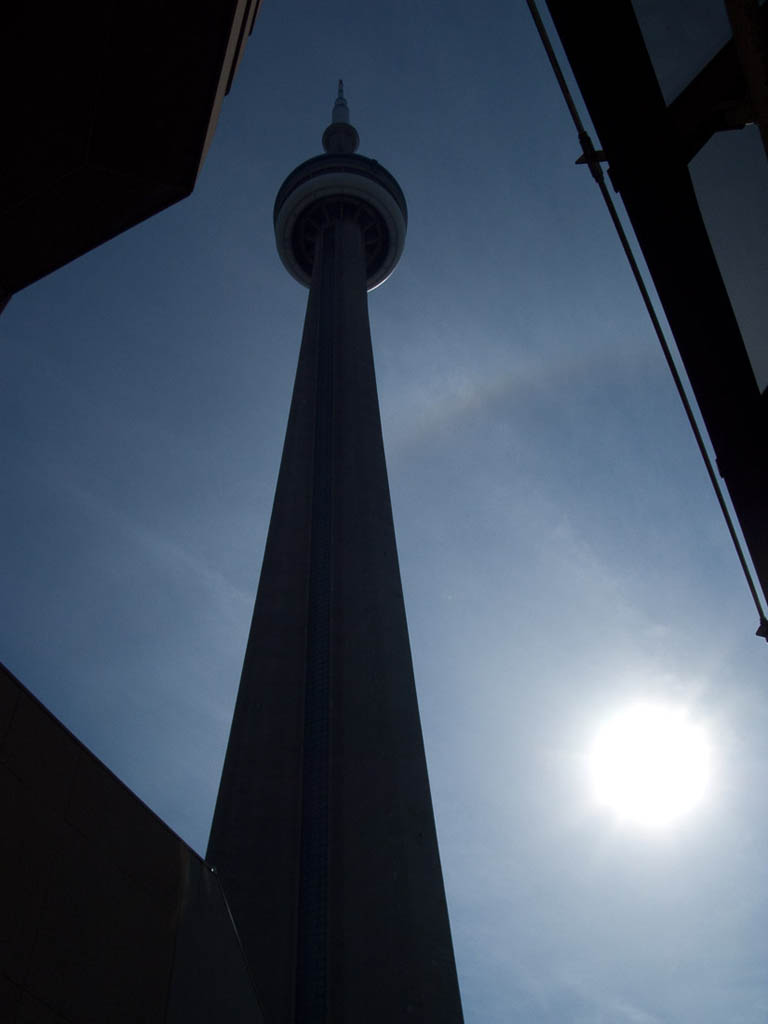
[
  {"x1": 208, "y1": 84, "x2": 464, "y2": 1024},
  {"x1": 1, "y1": 661, "x2": 265, "y2": 1023},
  {"x1": 543, "y1": 0, "x2": 768, "y2": 636},
  {"x1": 1, "y1": 0, "x2": 262, "y2": 309}
]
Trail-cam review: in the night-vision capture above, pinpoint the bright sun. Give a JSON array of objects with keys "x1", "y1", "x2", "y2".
[{"x1": 588, "y1": 702, "x2": 712, "y2": 828}]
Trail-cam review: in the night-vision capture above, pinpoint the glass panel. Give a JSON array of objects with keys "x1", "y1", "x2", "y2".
[
  {"x1": 632, "y1": 0, "x2": 732, "y2": 102},
  {"x1": 690, "y1": 124, "x2": 768, "y2": 392}
]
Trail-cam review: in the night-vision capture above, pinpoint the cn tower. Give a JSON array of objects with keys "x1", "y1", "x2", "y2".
[{"x1": 208, "y1": 84, "x2": 464, "y2": 1024}]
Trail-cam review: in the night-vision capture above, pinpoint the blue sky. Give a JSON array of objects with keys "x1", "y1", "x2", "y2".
[{"x1": 2, "y1": 2, "x2": 767, "y2": 1021}]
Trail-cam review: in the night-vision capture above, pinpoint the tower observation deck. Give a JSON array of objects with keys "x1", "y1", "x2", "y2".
[
  {"x1": 274, "y1": 80, "x2": 407, "y2": 292},
  {"x1": 207, "y1": 84, "x2": 464, "y2": 1024}
]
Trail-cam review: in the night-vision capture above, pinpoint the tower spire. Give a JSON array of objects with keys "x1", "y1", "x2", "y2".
[
  {"x1": 332, "y1": 79, "x2": 349, "y2": 123},
  {"x1": 322, "y1": 79, "x2": 359, "y2": 154}
]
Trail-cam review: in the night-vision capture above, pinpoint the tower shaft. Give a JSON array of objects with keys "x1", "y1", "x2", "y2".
[{"x1": 209, "y1": 91, "x2": 463, "y2": 1023}]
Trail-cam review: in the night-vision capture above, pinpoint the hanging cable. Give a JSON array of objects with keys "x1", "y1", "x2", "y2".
[{"x1": 526, "y1": 0, "x2": 768, "y2": 641}]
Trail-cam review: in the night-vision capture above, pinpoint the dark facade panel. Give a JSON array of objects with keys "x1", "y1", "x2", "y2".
[
  {"x1": 0, "y1": 662, "x2": 264, "y2": 1024},
  {"x1": 167, "y1": 857, "x2": 266, "y2": 1024},
  {"x1": 1, "y1": 0, "x2": 262, "y2": 302}
]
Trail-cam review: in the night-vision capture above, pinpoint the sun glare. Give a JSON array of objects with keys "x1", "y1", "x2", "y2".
[{"x1": 588, "y1": 702, "x2": 711, "y2": 828}]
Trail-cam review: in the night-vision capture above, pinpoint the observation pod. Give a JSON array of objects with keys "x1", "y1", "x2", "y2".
[{"x1": 274, "y1": 82, "x2": 407, "y2": 291}]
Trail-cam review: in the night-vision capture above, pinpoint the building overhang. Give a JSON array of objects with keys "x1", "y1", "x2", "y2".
[{"x1": 1, "y1": 0, "x2": 262, "y2": 305}]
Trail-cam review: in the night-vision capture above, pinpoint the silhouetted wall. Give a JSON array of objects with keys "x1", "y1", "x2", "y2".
[{"x1": 0, "y1": 663, "x2": 265, "y2": 1023}]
